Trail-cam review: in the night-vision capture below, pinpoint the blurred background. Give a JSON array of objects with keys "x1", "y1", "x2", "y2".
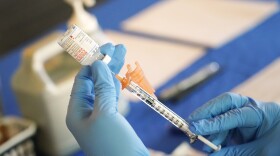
[{"x1": 0, "y1": 0, "x2": 279, "y2": 155}]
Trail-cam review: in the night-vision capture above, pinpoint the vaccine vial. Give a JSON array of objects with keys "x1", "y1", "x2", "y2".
[{"x1": 58, "y1": 25, "x2": 111, "y2": 65}]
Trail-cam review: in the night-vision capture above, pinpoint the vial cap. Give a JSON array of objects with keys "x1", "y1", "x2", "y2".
[{"x1": 102, "y1": 55, "x2": 111, "y2": 64}]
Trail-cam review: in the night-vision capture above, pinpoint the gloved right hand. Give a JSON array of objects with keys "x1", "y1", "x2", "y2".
[{"x1": 188, "y1": 92, "x2": 280, "y2": 156}]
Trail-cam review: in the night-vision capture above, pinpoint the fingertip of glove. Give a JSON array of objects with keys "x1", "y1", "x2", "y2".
[
  {"x1": 188, "y1": 111, "x2": 203, "y2": 122},
  {"x1": 100, "y1": 43, "x2": 115, "y2": 55},
  {"x1": 221, "y1": 92, "x2": 249, "y2": 107},
  {"x1": 189, "y1": 123, "x2": 198, "y2": 134},
  {"x1": 115, "y1": 44, "x2": 126, "y2": 51},
  {"x1": 101, "y1": 42, "x2": 114, "y2": 49},
  {"x1": 188, "y1": 115, "x2": 194, "y2": 121},
  {"x1": 115, "y1": 44, "x2": 127, "y2": 58}
]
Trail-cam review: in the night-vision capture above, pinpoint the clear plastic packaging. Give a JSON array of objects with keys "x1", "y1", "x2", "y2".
[{"x1": 0, "y1": 117, "x2": 36, "y2": 155}]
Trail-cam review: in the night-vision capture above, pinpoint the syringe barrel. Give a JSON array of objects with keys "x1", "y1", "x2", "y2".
[
  {"x1": 126, "y1": 81, "x2": 220, "y2": 151},
  {"x1": 126, "y1": 81, "x2": 197, "y2": 141}
]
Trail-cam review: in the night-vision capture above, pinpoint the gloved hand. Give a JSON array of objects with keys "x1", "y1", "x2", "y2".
[
  {"x1": 188, "y1": 92, "x2": 280, "y2": 156},
  {"x1": 66, "y1": 43, "x2": 149, "y2": 156}
]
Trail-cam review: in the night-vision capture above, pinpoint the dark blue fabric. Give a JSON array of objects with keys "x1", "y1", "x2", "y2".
[{"x1": 92, "y1": 0, "x2": 159, "y2": 30}]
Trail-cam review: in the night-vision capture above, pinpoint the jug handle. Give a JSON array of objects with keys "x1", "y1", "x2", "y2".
[{"x1": 32, "y1": 39, "x2": 63, "y2": 93}]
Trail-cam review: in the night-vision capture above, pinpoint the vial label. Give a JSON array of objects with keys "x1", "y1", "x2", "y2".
[{"x1": 58, "y1": 25, "x2": 103, "y2": 65}]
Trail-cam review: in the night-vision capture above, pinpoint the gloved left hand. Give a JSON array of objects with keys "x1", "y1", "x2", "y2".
[{"x1": 66, "y1": 43, "x2": 150, "y2": 156}]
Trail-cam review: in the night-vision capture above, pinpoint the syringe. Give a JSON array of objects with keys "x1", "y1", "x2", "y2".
[
  {"x1": 116, "y1": 75, "x2": 221, "y2": 151},
  {"x1": 58, "y1": 25, "x2": 221, "y2": 152}
]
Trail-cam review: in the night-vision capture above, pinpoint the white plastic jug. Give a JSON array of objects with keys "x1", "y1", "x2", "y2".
[{"x1": 12, "y1": 32, "x2": 80, "y2": 156}]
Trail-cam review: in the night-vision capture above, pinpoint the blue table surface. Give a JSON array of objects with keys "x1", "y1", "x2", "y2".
[{"x1": 1, "y1": 0, "x2": 280, "y2": 155}]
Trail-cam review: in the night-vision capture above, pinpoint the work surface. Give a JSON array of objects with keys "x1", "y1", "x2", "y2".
[
  {"x1": 125, "y1": 10, "x2": 280, "y2": 153},
  {"x1": 1, "y1": 0, "x2": 280, "y2": 155}
]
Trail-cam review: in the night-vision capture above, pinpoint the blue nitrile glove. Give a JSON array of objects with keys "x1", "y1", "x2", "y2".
[
  {"x1": 188, "y1": 92, "x2": 280, "y2": 156},
  {"x1": 66, "y1": 43, "x2": 149, "y2": 156}
]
